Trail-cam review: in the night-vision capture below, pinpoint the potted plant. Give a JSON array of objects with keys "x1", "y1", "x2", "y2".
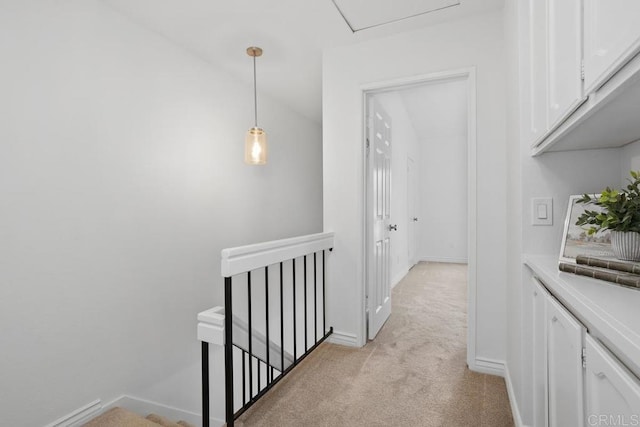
[{"x1": 576, "y1": 170, "x2": 640, "y2": 261}]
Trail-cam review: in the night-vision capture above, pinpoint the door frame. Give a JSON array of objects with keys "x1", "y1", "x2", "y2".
[
  {"x1": 407, "y1": 155, "x2": 418, "y2": 268},
  {"x1": 359, "y1": 67, "x2": 478, "y2": 368}
]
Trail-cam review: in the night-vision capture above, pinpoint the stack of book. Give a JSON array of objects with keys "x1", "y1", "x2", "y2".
[{"x1": 559, "y1": 255, "x2": 640, "y2": 289}]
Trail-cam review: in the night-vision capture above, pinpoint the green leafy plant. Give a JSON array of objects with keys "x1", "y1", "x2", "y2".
[{"x1": 576, "y1": 171, "x2": 640, "y2": 235}]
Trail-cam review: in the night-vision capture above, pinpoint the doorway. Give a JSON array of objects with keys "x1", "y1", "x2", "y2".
[{"x1": 362, "y1": 69, "x2": 478, "y2": 368}]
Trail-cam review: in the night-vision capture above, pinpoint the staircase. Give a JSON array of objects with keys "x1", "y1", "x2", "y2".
[{"x1": 82, "y1": 407, "x2": 195, "y2": 427}]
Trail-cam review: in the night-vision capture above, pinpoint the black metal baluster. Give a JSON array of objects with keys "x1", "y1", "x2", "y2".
[
  {"x1": 279, "y1": 262, "x2": 284, "y2": 375},
  {"x1": 314, "y1": 252, "x2": 317, "y2": 343},
  {"x1": 293, "y1": 259, "x2": 297, "y2": 362},
  {"x1": 265, "y1": 266, "x2": 270, "y2": 384},
  {"x1": 224, "y1": 276, "x2": 233, "y2": 427},
  {"x1": 257, "y1": 359, "x2": 261, "y2": 393},
  {"x1": 247, "y1": 272, "x2": 253, "y2": 400},
  {"x1": 202, "y1": 341, "x2": 209, "y2": 427},
  {"x1": 304, "y1": 255, "x2": 308, "y2": 351},
  {"x1": 322, "y1": 250, "x2": 326, "y2": 334},
  {"x1": 242, "y1": 349, "x2": 246, "y2": 406}
]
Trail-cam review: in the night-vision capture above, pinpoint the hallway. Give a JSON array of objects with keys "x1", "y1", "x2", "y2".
[{"x1": 236, "y1": 262, "x2": 514, "y2": 426}]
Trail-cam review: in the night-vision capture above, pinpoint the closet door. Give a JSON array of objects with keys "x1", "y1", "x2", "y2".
[
  {"x1": 546, "y1": 295, "x2": 585, "y2": 427},
  {"x1": 547, "y1": 0, "x2": 584, "y2": 129},
  {"x1": 584, "y1": 0, "x2": 640, "y2": 93},
  {"x1": 585, "y1": 335, "x2": 640, "y2": 425}
]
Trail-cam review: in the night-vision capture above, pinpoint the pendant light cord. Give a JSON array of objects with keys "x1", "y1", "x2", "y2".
[{"x1": 253, "y1": 55, "x2": 258, "y2": 127}]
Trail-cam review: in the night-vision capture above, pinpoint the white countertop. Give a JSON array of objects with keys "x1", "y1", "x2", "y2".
[{"x1": 524, "y1": 255, "x2": 640, "y2": 378}]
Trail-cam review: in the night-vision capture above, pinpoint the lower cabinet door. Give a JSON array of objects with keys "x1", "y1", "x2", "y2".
[
  {"x1": 546, "y1": 295, "x2": 585, "y2": 427},
  {"x1": 585, "y1": 334, "x2": 640, "y2": 426},
  {"x1": 532, "y1": 278, "x2": 549, "y2": 427}
]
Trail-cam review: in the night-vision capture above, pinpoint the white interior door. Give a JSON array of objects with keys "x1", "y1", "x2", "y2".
[
  {"x1": 367, "y1": 97, "x2": 392, "y2": 340},
  {"x1": 407, "y1": 156, "x2": 418, "y2": 267}
]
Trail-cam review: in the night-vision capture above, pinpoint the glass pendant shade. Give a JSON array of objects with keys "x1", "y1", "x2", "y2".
[{"x1": 244, "y1": 127, "x2": 267, "y2": 165}]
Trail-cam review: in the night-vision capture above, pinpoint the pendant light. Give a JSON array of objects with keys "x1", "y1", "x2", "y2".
[{"x1": 245, "y1": 46, "x2": 267, "y2": 165}]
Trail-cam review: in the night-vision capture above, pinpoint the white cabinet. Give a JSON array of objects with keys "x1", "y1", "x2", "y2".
[
  {"x1": 522, "y1": 0, "x2": 640, "y2": 154},
  {"x1": 585, "y1": 334, "x2": 640, "y2": 425},
  {"x1": 546, "y1": 295, "x2": 585, "y2": 427},
  {"x1": 546, "y1": 0, "x2": 584, "y2": 129},
  {"x1": 583, "y1": 0, "x2": 640, "y2": 94}
]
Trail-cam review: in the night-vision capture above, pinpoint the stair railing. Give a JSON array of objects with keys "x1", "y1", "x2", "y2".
[{"x1": 199, "y1": 232, "x2": 334, "y2": 427}]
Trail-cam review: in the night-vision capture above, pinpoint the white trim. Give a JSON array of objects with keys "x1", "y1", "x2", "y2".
[
  {"x1": 466, "y1": 67, "x2": 479, "y2": 373},
  {"x1": 359, "y1": 67, "x2": 479, "y2": 365},
  {"x1": 505, "y1": 364, "x2": 530, "y2": 427},
  {"x1": 45, "y1": 400, "x2": 102, "y2": 427},
  {"x1": 47, "y1": 395, "x2": 224, "y2": 427},
  {"x1": 197, "y1": 306, "x2": 225, "y2": 345},
  {"x1": 327, "y1": 330, "x2": 359, "y2": 347},
  {"x1": 419, "y1": 256, "x2": 468, "y2": 264},
  {"x1": 221, "y1": 232, "x2": 334, "y2": 277},
  {"x1": 469, "y1": 357, "x2": 505, "y2": 376},
  {"x1": 360, "y1": 68, "x2": 477, "y2": 92}
]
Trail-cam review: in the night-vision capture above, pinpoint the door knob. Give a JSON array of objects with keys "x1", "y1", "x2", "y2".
[
  {"x1": 413, "y1": 217, "x2": 418, "y2": 222},
  {"x1": 389, "y1": 224, "x2": 398, "y2": 231}
]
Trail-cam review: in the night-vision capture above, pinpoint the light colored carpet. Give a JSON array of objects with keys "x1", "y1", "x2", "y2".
[
  {"x1": 82, "y1": 407, "x2": 195, "y2": 427},
  {"x1": 235, "y1": 262, "x2": 514, "y2": 427}
]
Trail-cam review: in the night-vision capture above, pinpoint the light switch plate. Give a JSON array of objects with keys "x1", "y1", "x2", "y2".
[{"x1": 532, "y1": 197, "x2": 553, "y2": 226}]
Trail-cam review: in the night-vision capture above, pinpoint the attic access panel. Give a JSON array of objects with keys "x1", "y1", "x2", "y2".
[{"x1": 332, "y1": 0, "x2": 461, "y2": 32}]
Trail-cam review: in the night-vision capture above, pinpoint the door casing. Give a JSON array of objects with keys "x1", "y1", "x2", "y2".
[{"x1": 359, "y1": 68, "x2": 478, "y2": 370}]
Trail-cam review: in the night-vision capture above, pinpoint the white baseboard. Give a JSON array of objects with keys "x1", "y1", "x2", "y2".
[
  {"x1": 105, "y1": 395, "x2": 224, "y2": 427},
  {"x1": 469, "y1": 356, "x2": 505, "y2": 376},
  {"x1": 504, "y1": 364, "x2": 529, "y2": 427},
  {"x1": 60, "y1": 395, "x2": 224, "y2": 427},
  {"x1": 45, "y1": 400, "x2": 103, "y2": 427},
  {"x1": 420, "y1": 256, "x2": 468, "y2": 264},
  {"x1": 327, "y1": 330, "x2": 359, "y2": 347}
]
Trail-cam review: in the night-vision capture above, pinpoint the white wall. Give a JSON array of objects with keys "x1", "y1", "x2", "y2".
[
  {"x1": 621, "y1": 140, "x2": 640, "y2": 177},
  {"x1": 323, "y1": 10, "x2": 508, "y2": 368},
  {"x1": 401, "y1": 81, "x2": 468, "y2": 263},
  {"x1": 0, "y1": 1, "x2": 322, "y2": 425},
  {"x1": 372, "y1": 92, "x2": 421, "y2": 287}
]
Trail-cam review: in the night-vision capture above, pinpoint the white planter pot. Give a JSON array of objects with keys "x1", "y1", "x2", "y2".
[{"x1": 611, "y1": 230, "x2": 640, "y2": 262}]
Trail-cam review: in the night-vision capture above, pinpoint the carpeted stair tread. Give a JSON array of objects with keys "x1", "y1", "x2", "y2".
[
  {"x1": 145, "y1": 413, "x2": 181, "y2": 427},
  {"x1": 177, "y1": 421, "x2": 196, "y2": 427},
  {"x1": 82, "y1": 407, "x2": 160, "y2": 427}
]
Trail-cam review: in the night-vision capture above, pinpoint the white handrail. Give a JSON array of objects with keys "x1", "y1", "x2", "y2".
[{"x1": 221, "y1": 232, "x2": 334, "y2": 277}]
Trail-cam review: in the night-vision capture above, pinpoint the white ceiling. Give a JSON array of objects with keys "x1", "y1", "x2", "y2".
[
  {"x1": 101, "y1": 0, "x2": 504, "y2": 123},
  {"x1": 333, "y1": 0, "x2": 461, "y2": 32}
]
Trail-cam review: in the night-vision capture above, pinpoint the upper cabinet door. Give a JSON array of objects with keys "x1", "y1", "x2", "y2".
[
  {"x1": 584, "y1": 0, "x2": 640, "y2": 94},
  {"x1": 546, "y1": 295, "x2": 585, "y2": 427},
  {"x1": 526, "y1": 0, "x2": 549, "y2": 146},
  {"x1": 585, "y1": 335, "x2": 640, "y2": 424},
  {"x1": 547, "y1": 0, "x2": 584, "y2": 129}
]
